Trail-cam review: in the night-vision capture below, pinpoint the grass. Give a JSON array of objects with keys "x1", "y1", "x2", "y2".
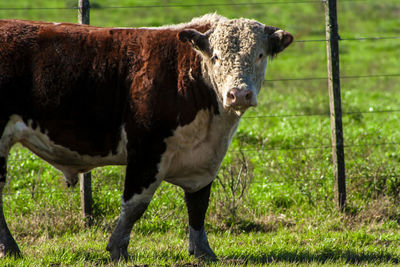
[{"x1": 1, "y1": 0, "x2": 400, "y2": 266}]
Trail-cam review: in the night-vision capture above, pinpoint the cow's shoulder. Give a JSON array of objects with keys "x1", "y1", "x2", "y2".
[{"x1": 125, "y1": 22, "x2": 219, "y2": 129}]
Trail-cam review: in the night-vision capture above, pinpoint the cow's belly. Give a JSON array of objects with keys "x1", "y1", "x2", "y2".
[
  {"x1": 2, "y1": 115, "x2": 127, "y2": 176},
  {"x1": 158, "y1": 109, "x2": 239, "y2": 193}
]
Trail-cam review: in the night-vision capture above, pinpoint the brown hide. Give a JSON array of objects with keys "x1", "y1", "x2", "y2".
[{"x1": 0, "y1": 20, "x2": 218, "y2": 159}]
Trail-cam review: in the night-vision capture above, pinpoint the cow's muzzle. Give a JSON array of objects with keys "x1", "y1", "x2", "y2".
[{"x1": 225, "y1": 87, "x2": 257, "y2": 110}]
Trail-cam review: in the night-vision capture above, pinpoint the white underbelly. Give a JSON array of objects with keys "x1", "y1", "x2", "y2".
[
  {"x1": 2, "y1": 115, "x2": 128, "y2": 175},
  {"x1": 2, "y1": 110, "x2": 239, "y2": 192}
]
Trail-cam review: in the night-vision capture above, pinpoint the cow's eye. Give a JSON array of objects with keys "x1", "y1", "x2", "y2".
[
  {"x1": 258, "y1": 53, "x2": 263, "y2": 59},
  {"x1": 211, "y1": 55, "x2": 219, "y2": 63}
]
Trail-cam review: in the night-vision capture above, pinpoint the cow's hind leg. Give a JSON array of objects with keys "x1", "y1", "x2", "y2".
[
  {"x1": 0, "y1": 157, "x2": 20, "y2": 258},
  {"x1": 185, "y1": 182, "x2": 216, "y2": 260},
  {"x1": 106, "y1": 167, "x2": 162, "y2": 262},
  {"x1": 0, "y1": 120, "x2": 21, "y2": 257}
]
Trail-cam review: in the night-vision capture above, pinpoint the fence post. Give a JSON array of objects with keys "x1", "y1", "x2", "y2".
[
  {"x1": 78, "y1": 0, "x2": 90, "y2": 25},
  {"x1": 324, "y1": 0, "x2": 346, "y2": 211},
  {"x1": 78, "y1": 0, "x2": 93, "y2": 223},
  {"x1": 80, "y1": 173, "x2": 93, "y2": 223}
]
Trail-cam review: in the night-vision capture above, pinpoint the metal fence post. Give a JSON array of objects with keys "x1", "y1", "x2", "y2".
[
  {"x1": 78, "y1": 0, "x2": 90, "y2": 25},
  {"x1": 78, "y1": 0, "x2": 93, "y2": 223},
  {"x1": 324, "y1": 0, "x2": 346, "y2": 211}
]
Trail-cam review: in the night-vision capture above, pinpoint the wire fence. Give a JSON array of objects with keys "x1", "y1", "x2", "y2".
[
  {"x1": 0, "y1": 0, "x2": 377, "y2": 10},
  {"x1": 1, "y1": 0, "x2": 399, "y2": 200},
  {"x1": 265, "y1": 73, "x2": 400, "y2": 82},
  {"x1": 243, "y1": 108, "x2": 400, "y2": 119}
]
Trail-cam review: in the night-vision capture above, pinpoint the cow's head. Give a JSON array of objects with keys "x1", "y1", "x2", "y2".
[{"x1": 178, "y1": 18, "x2": 293, "y2": 116}]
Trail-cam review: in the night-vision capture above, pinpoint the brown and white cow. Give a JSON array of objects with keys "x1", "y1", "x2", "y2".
[{"x1": 0, "y1": 14, "x2": 292, "y2": 260}]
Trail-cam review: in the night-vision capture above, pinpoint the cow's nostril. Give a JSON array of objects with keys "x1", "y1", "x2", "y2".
[
  {"x1": 227, "y1": 91, "x2": 236, "y2": 100},
  {"x1": 245, "y1": 91, "x2": 253, "y2": 100}
]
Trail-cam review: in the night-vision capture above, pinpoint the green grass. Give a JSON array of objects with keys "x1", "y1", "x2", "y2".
[{"x1": 1, "y1": 0, "x2": 400, "y2": 266}]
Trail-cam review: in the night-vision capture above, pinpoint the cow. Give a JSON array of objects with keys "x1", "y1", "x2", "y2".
[{"x1": 0, "y1": 13, "x2": 292, "y2": 261}]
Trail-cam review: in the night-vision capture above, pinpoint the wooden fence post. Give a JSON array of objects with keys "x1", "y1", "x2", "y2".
[
  {"x1": 80, "y1": 173, "x2": 93, "y2": 222},
  {"x1": 324, "y1": 0, "x2": 346, "y2": 211},
  {"x1": 78, "y1": 0, "x2": 93, "y2": 223}
]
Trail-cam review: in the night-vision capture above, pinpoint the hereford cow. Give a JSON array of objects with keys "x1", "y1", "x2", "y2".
[{"x1": 0, "y1": 14, "x2": 292, "y2": 261}]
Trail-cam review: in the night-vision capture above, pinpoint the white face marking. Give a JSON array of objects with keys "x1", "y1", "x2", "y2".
[
  {"x1": 1, "y1": 115, "x2": 128, "y2": 177},
  {"x1": 210, "y1": 21, "x2": 267, "y2": 108},
  {"x1": 194, "y1": 19, "x2": 270, "y2": 116},
  {"x1": 158, "y1": 109, "x2": 239, "y2": 192}
]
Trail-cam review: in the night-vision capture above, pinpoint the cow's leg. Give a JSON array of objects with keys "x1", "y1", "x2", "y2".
[
  {"x1": 106, "y1": 163, "x2": 162, "y2": 262},
  {"x1": 0, "y1": 120, "x2": 21, "y2": 258},
  {"x1": 0, "y1": 157, "x2": 20, "y2": 258},
  {"x1": 185, "y1": 182, "x2": 216, "y2": 260}
]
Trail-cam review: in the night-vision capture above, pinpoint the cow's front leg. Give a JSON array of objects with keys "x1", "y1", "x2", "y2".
[
  {"x1": 107, "y1": 162, "x2": 162, "y2": 262},
  {"x1": 184, "y1": 182, "x2": 216, "y2": 260}
]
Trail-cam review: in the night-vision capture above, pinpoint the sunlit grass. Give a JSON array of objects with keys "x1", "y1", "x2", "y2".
[{"x1": 1, "y1": 0, "x2": 400, "y2": 266}]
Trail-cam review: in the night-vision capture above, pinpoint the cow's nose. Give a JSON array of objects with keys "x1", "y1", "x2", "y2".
[{"x1": 226, "y1": 88, "x2": 255, "y2": 108}]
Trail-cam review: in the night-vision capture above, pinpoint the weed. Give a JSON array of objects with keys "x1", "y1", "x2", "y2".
[{"x1": 214, "y1": 151, "x2": 253, "y2": 228}]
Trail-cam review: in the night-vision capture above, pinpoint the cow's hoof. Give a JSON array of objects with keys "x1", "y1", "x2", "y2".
[
  {"x1": 193, "y1": 244, "x2": 217, "y2": 261},
  {"x1": 106, "y1": 244, "x2": 129, "y2": 262},
  {"x1": 194, "y1": 248, "x2": 217, "y2": 261},
  {"x1": 0, "y1": 241, "x2": 21, "y2": 258},
  {"x1": 188, "y1": 226, "x2": 217, "y2": 261},
  {"x1": 189, "y1": 242, "x2": 217, "y2": 260}
]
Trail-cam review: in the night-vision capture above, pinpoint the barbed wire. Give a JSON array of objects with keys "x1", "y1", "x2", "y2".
[
  {"x1": 89, "y1": 1, "x2": 331, "y2": 9},
  {"x1": 265, "y1": 73, "x2": 400, "y2": 82},
  {"x1": 1, "y1": 4, "x2": 399, "y2": 45},
  {"x1": 229, "y1": 141, "x2": 400, "y2": 152},
  {"x1": 5, "y1": 141, "x2": 398, "y2": 167},
  {"x1": 243, "y1": 108, "x2": 400, "y2": 119},
  {"x1": 295, "y1": 36, "x2": 400, "y2": 43},
  {"x1": 0, "y1": 0, "x2": 373, "y2": 11},
  {"x1": 2, "y1": 190, "x2": 74, "y2": 196},
  {"x1": 3, "y1": 172, "x2": 399, "y2": 197},
  {"x1": 0, "y1": 7, "x2": 76, "y2": 11},
  {"x1": 341, "y1": 36, "x2": 400, "y2": 41},
  {"x1": 4, "y1": 140, "x2": 399, "y2": 171}
]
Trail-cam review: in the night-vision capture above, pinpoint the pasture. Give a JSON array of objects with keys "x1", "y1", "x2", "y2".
[{"x1": 1, "y1": 0, "x2": 400, "y2": 266}]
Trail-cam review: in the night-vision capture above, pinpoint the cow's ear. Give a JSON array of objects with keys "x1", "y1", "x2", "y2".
[
  {"x1": 177, "y1": 29, "x2": 211, "y2": 57},
  {"x1": 266, "y1": 28, "x2": 293, "y2": 57}
]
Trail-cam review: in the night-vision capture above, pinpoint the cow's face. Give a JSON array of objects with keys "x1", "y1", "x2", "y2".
[{"x1": 178, "y1": 19, "x2": 293, "y2": 116}]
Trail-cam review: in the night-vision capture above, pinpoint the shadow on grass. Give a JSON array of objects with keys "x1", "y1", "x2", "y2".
[
  {"x1": 222, "y1": 249, "x2": 400, "y2": 265},
  {"x1": 41, "y1": 248, "x2": 398, "y2": 266}
]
